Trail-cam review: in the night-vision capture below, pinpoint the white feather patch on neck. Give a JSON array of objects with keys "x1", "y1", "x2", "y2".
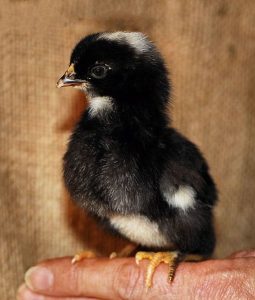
[{"x1": 88, "y1": 96, "x2": 113, "y2": 117}]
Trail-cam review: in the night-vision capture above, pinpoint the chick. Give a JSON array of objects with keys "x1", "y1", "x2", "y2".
[{"x1": 57, "y1": 32, "x2": 217, "y2": 288}]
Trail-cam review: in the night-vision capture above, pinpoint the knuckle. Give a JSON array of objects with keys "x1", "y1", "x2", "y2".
[{"x1": 113, "y1": 262, "x2": 142, "y2": 300}]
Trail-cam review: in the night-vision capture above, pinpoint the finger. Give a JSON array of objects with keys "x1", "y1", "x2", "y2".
[
  {"x1": 23, "y1": 256, "x2": 217, "y2": 299},
  {"x1": 24, "y1": 257, "x2": 144, "y2": 299},
  {"x1": 17, "y1": 283, "x2": 102, "y2": 300},
  {"x1": 24, "y1": 256, "x2": 197, "y2": 299}
]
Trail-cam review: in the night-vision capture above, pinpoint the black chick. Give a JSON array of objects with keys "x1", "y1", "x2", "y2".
[{"x1": 57, "y1": 32, "x2": 217, "y2": 288}]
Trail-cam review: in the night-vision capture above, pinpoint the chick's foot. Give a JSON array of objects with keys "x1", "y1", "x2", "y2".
[{"x1": 135, "y1": 251, "x2": 179, "y2": 289}]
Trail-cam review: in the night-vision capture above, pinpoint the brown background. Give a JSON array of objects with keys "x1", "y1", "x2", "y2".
[{"x1": 0, "y1": 0, "x2": 255, "y2": 299}]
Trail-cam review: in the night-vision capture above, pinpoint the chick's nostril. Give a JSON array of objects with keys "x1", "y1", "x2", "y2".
[{"x1": 65, "y1": 71, "x2": 76, "y2": 79}]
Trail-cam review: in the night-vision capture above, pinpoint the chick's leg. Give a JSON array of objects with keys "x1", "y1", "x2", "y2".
[
  {"x1": 71, "y1": 250, "x2": 97, "y2": 264},
  {"x1": 135, "y1": 251, "x2": 179, "y2": 289}
]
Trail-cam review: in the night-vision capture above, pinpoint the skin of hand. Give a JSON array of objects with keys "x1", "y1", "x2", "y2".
[{"x1": 17, "y1": 250, "x2": 255, "y2": 300}]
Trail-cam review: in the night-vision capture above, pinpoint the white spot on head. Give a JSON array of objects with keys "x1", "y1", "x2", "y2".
[
  {"x1": 98, "y1": 31, "x2": 152, "y2": 53},
  {"x1": 162, "y1": 185, "x2": 196, "y2": 212},
  {"x1": 88, "y1": 96, "x2": 113, "y2": 117},
  {"x1": 110, "y1": 214, "x2": 170, "y2": 247}
]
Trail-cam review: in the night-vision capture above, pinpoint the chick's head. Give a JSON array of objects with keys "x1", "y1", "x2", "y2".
[{"x1": 57, "y1": 32, "x2": 169, "y2": 103}]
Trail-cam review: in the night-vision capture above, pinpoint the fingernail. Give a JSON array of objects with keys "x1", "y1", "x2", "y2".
[
  {"x1": 17, "y1": 283, "x2": 44, "y2": 300},
  {"x1": 25, "y1": 266, "x2": 54, "y2": 291}
]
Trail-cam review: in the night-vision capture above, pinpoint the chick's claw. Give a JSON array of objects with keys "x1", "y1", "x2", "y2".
[
  {"x1": 71, "y1": 250, "x2": 97, "y2": 264},
  {"x1": 135, "y1": 251, "x2": 179, "y2": 289}
]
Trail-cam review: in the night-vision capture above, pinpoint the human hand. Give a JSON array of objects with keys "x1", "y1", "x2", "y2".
[{"x1": 17, "y1": 250, "x2": 255, "y2": 300}]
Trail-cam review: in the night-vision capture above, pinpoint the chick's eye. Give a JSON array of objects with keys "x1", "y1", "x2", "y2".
[{"x1": 90, "y1": 65, "x2": 108, "y2": 79}]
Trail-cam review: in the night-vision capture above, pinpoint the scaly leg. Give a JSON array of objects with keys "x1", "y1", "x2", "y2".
[
  {"x1": 71, "y1": 250, "x2": 97, "y2": 264},
  {"x1": 135, "y1": 251, "x2": 179, "y2": 289}
]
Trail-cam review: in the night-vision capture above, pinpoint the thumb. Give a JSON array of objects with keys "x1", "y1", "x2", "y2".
[
  {"x1": 20, "y1": 256, "x2": 195, "y2": 300},
  {"x1": 22, "y1": 257, "x2": 145, "y2": 299}
]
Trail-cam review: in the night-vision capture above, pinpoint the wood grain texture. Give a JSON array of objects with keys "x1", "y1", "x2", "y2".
[{"x1": 0, "y1": 0, "x2": 254, "y2": 298}]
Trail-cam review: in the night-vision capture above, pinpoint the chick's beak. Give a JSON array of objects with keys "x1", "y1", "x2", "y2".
[{"x1": 56, "y1": 63, "x2": 86, "y2": 88}]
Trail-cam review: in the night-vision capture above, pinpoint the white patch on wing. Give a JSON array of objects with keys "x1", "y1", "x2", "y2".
[
  {"x1": 98, "y1": 32, "x2": 151, "y2": 53},
  {"x1": 88, "y1": 96, "x2": 113, "y2": 117},
  {"x1": 162, "y1": 185, "x2": 196, "y2": 212},
  {"x1": 110, "y1": 215, "x2": 169, "y2": 247}
]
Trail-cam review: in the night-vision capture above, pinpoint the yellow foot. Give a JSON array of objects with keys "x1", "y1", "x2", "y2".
[
  {"x1": 135, "y1": 251, "x2": 179, "y2": 289},
  {"x1": 71, "y1": 250, "x2": 97, "y2": 264}
]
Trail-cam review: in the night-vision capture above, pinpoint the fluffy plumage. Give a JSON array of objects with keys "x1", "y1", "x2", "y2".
[{"x1": 59, "y1": 31, "x2": 217, "y2": 257}]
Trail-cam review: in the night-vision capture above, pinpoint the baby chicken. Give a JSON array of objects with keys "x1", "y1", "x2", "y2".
[{"x1": 57, "y1": 32, "x2": 217, "y2": 288}]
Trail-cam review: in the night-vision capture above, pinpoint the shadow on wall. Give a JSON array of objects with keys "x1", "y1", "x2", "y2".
[
  {"x1": 64, "y1": 191, "x2": 129, "y2": 255},
  {"x1": 57, "y1": 90, "x2": 87, "y2": 132}
]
